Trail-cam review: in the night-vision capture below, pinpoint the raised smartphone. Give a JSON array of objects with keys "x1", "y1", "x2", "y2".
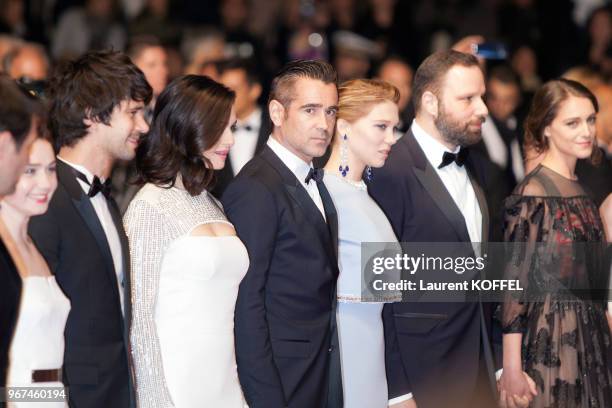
[{"x1": 472, "y1": 42, "x2": 508, "y2": 60}]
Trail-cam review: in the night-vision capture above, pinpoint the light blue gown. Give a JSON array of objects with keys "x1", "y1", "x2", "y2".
[{"x1": 324, "y1": 173, "x2": 400, "y2": 408}]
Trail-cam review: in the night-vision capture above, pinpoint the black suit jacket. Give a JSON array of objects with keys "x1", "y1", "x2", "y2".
[
  {"x1": 212, "y1": 107, "x2": 271, "y2": 198},
  {"x1": 29, "y1": 160, "x2": 133, "y2": 408},
  {"x1": 368, "y1": 130, "x2": 499, "y2": 408},
  {"x1": 222, "y1": 146, "x2": 342, "y2": 408},
  {"x1": 0, "y1": 238, "x2": 21, "y2": 392}
]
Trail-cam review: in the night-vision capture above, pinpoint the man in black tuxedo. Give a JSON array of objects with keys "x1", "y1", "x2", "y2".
[
  {"x1": 369, "y1": 50, "x2": 534, "y2": 408},
  {"x1": 29, "y1": 51, "x2": 152, "y2": 408},
  {"x1": 0, "y1": 75, "x2": 41, "y2": 393},
  {"x1": 222, "y1": 60, "x2": 342, "y2": 408},
  {"x1": 212, "y1": 57, "x2": 271, "y2": 198}
]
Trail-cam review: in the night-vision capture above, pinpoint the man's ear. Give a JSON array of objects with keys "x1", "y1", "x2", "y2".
[
  {"x1": 269, "y1": 99, "x2": 286, "y2": 127},
  {"x1": 82, "y1": 107, "x2": 99, "y2": 130},
  {"x1": 422, "y1": 91, "x2": 439, "y2": 118}
]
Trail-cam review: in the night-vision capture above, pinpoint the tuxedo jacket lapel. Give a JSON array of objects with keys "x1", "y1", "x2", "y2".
[
  {"x1": 318, "y1": 181, "x2": 339, "y2": 262},
  {"x1": 224, "y1": 156, "x2": 235, "y2": 178},
  {"x1": 260, "y1": 147, "x2": 336, "y2": 265},
  {"x1": 57, "y1": 161, "x2": 121, "y2": 304},
  {"x1": 255, "y1": 108, "x2": 271, "y2": 153},
  {"x1": 107, "y1": 196, "x2": 131, "y2": 323},
  {"x1": 105, "y1": 194, "x2": 134, "y2": 384},
  {"x1": 403, "y1": 132, "x2": 472, "y2": 243}
]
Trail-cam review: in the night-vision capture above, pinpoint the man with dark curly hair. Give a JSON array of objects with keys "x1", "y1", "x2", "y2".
[{"x1": 29, "y1": 50, "x2": 151, "y2": 408}]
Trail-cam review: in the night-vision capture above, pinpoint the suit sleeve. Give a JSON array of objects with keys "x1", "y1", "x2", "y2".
[
  {"x1": 368, "y1": 167, "x2": 412, "y2": 400},
  {"x1": 369, "y1": 164, "x2": 414, "y2": 399},
  {"x1": 383, "y1": 303, "x2": 413, "y2": 401},
  {"x1": 368, "y1": 164, "x2": 407, "y2": 241},
  {"x1": 222, "y1": 176, "x2": 286, "y2": 408}
]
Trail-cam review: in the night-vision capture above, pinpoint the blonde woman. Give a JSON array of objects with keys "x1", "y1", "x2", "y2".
[{"x1": 323, "y1": 79, "x2": 401, "y2": 408}]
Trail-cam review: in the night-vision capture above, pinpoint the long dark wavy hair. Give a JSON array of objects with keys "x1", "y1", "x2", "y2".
[
  {"x1": 135, "y1": 75, "x2": 235, "y2": 196},
  {"x1": 47, "y1": 50, "x2": 152, "y2": 150}
]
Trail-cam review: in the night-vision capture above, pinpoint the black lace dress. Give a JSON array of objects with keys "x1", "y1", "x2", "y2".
[{"x1": 501, "y1": 165, "x2": 612, "y2": 408}]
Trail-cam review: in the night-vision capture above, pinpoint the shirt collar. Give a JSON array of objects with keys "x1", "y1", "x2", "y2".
[
  {"x1": 411, "y1": 119, "x2": 460, "y2": 168},
  {"x1": 57, "y1": 156, "x2": 97, "y2": 184},
  {"x1": 266, "y1": 136, "x2": 312, "y2": 184}
]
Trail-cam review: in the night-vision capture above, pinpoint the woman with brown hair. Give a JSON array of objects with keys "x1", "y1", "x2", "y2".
[
  {"x1": 498, "y1": 78, "x2": 612, "y2": 408},
  {"x1": 323, "y1": 78, "x2": 402, "y2": 408},
  {"x1": 1, "y1": 131, "x2": 70, "y2": 408},
  {"x1": 123, "y1": 75, "x2": 249, "y2": 407}
]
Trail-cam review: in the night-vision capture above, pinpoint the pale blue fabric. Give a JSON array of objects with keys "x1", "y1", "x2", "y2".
[{"x1": 324, "y1": 173, "x2": 399, "y2": 408}]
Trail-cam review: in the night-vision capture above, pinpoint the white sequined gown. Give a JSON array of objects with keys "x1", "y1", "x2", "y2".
[{"x1": 124, "y1": 184, "x2": 249, "y2": 408}]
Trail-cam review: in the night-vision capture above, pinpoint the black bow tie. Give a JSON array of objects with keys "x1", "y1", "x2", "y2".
[
  {"x1": 238, "y1": 124, "x2": 253, "y2": 132},
  {"x1": 438, "y1": 149, "x2": 468, "y2": 169},
  {"x1": 69, "y1": 167, "x2": 112, "y2": 199},
  {"x1": 305, "y1": 167, "x2": 324, "y2": 184}
]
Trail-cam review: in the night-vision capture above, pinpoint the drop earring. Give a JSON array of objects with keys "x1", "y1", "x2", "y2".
[
  {"x1": 339, "y1": 134, "x2": 349, "y2": 177},
  {"x1": 365, "y1": 165, "x2": 373, "y2": 182}
]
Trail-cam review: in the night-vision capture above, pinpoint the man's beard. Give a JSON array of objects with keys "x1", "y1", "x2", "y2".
[{"x1": 434, "y1": 103, "x2": 484, "y2": 147}]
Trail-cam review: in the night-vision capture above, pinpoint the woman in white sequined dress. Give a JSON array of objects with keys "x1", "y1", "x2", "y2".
[
  {"x1": 323, "y1": 79, "x2": 402, "y2": 408},
  {"x1": 124, "y1": 75, "x2": 249, "y2": 408}
]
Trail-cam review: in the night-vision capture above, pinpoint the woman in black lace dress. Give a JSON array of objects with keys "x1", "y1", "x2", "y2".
[{"x1": 498, "y1": 79, "x2": 612, "y2": 408}]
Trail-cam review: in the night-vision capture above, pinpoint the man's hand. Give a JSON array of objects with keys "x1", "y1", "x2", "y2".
[
  {"x1": 497, "y1": 370, "x2": 537, "y2": 408},
  {"x1": 389, "y1": 398, "x2": 417, "y2": 408},
  {"x1": 452, "y1": 35, "x2": 485, "y2": 55}
]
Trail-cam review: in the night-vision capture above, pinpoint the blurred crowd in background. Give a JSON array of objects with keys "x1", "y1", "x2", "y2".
[
  {"x1": 1, "y1": 0, "x2": 611, "y2": 82},
  {"x1": 2, "y1": 0, "x2": 611, "y2": 96}
]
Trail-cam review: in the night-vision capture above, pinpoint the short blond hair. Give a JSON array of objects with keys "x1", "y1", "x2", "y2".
[{"x1": 337, "y1": 79, "x2": 400, "y2": 123}]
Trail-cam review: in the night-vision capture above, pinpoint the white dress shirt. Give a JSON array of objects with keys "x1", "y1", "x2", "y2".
[
  {"x1": 388, "y1": 121, "x2": 484, "y2": 406},
  {"x1": 509, "y1": 138, "x2": 525, "y2": 182},
  {"x1": 266, "y1": 136, "x2": 326, "y2": 220},
  {"x1": 481, "y1": 115, "x2": 508, "y2": 169},
  {"x1": 57, "y1": 157, "x2": 125, "y2": 315},
  {"x1": 481, "y1": 115, "x2": 525, "y2": 182},
  {"x1": 230, "y1": 107, "x2": 262, "y2": 175},
  {"x1": 412, "y1": 120, "x2": 482, "y2": 244}
]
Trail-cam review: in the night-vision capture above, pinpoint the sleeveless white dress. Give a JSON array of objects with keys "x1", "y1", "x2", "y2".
[
  {"x1": 124, "y1": 184, "x2": 249, "y2": 408},
  {"x1": 7, "y1": 276, "x2": 70, "y2": 408}
]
